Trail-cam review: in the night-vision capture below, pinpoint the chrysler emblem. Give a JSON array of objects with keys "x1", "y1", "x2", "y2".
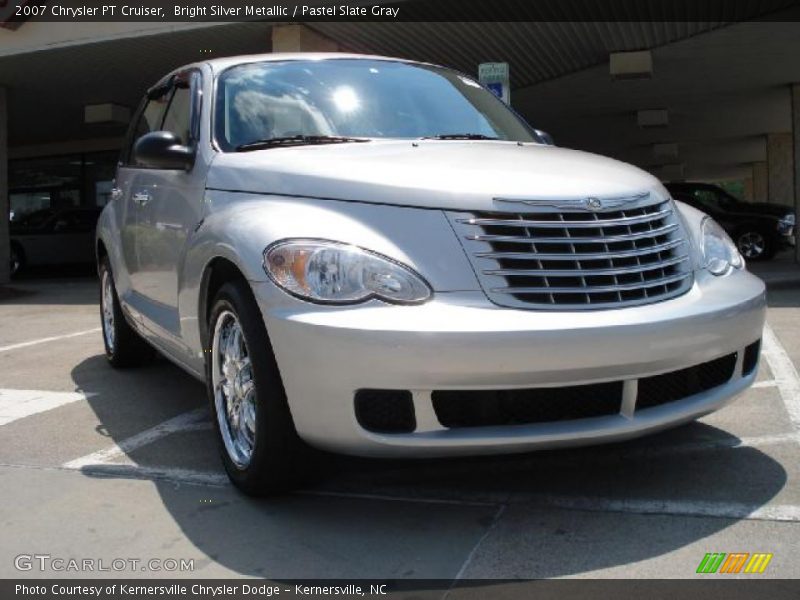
[{"x1": 585, "y1": 197, "x2": 603, "y2": 210}]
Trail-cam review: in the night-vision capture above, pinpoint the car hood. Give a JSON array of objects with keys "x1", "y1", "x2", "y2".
[{"x1": 206, "y1": 140, "x2": 667, "y2": 211}]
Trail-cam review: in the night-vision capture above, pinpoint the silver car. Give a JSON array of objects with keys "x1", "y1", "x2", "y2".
[{"x1": 97, "y1": 54, "x2": 766, "y2": 494}]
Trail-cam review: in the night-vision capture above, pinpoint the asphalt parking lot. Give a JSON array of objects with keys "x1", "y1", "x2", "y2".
[{"x1": 1, "y1": 257, "x2": 799, "y2": 581}]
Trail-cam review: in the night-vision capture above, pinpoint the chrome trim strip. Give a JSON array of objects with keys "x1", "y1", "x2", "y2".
[
  {"x1": 494, "y1": 191, "x2": 650, "y2": 211},
  {"x1": 459, "y1": 207, "x2": 672, "y2": 229}
]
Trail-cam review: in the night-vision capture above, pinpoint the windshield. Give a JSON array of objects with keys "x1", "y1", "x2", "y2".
[{"x1": 214, "y1": 59, "x2": 538, "y2": 151}]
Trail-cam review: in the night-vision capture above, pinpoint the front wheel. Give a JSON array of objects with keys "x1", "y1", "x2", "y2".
[{"x1": 206, "y1": 280, "x2": 306, "y2": 495}]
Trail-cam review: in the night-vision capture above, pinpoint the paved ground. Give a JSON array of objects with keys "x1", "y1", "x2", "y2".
[{"x1": 1, "y1": 256, "x2": 799, "y2": 581}]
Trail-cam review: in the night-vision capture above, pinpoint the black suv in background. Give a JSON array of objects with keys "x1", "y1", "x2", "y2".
[{"x1": 665, "y1": 182, "x2": 795, "y2": 261}]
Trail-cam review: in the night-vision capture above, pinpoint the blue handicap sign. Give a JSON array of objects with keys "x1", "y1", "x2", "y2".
[{"x1": 486, "y1": 82, "x2": 503, "y2": 98}]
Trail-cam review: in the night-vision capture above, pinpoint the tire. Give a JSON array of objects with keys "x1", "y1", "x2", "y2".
[
  {"x1": 99, "y1": 257, "x2": 154, "y2": 367},
  {"x1": 10, "y1": 243, "x2": 24, "y2": 278},
  {"x1": 206, "y1": 279, "x2": 307, "y2": 495},
  {"x1": 736, "y1": 228, "x2": 775, "y2": 261}
]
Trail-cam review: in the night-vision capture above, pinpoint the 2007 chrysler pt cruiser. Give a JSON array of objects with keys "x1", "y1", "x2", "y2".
[{"x1": 97, "y1": 53, "x2": 766, "y2": 494}]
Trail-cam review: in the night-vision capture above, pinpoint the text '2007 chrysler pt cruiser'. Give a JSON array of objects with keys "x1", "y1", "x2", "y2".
[{"x1": 97, "y1": 54, "x2": 766, "y2": 494}]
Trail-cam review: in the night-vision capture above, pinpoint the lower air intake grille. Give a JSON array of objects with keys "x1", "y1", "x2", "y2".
[
  {"x1": 636, "y1": 353, "x2": 737, "y2": 410},
  {"x1": 355, "y1": 389, "x2": 415, "y2": 433},
  {"x1": 432, "y1": 382, "x2": 623, "y2": 428},
  {"x1": 743, "y1": 339, "x2": 761, "y2": 376}
]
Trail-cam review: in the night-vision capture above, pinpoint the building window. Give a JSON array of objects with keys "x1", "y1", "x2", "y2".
[{"x1": 9, "y1": 151, "x2": 118, "y2": 222}]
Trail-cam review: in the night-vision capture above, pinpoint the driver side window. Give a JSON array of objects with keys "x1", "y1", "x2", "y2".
[
  {"x1": 162, "y1": 86, "x2": 192, "y2": 147},
  {"x1": 128, "y1": 92, "x2": 171, "y2": 167}
]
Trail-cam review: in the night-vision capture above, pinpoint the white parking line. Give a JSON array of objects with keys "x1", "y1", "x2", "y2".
[
  {"x1": 523, "y1": 494, "x2": 800, "y2": 523},
  {"x1": 0, "y1": 388, "x2": 94, "y2": 426},
  {"x1": 612, "y1": 431, "x2": 800, "y2": 458},
  {"x1": 63, "y1": 408, "x2": 207, "y2": 469},
  {"x1": 72, "y1": 463, "x2": 229, "y2": 487},
  {"x1": 0, "y1": 328, "x2": 101, "y2": 354},
  {"x1": 450, "y1": 504, "x2": 506, "y2": 585},
  {"x1": 0, "y1": 462, "x2": 229, "y2": 487},
  {"x1": 752, "y1": 380, "x2": 778, "y2": 388},
  {"x1": 761, "y1": 324, "x2": 800, "y2": 432}
]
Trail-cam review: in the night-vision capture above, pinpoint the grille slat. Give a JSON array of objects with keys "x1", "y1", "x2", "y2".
[
  {"x1": 467, "y1": 222, "x2": 679, "y2": 244},
  {"x1": 450, "y1": 195, "x2": 694, "y2": 309},
  {"x1": 475, "y1": 239, "x2": 685, "y2": 261},
  {"x1": 491, "y1": 272, "x2": 690, "y2": 295},
  {"x1": 485, "y1": 254, "x2": 689, "y2": 278}
]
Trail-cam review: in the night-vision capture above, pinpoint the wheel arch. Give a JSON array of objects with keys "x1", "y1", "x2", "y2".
[
  {"x1": 96, "y1": 238, "x2": 108, "y2": 273},
  {"x1": 198, "y1": 256, "x2": 250, "y2": 348}
]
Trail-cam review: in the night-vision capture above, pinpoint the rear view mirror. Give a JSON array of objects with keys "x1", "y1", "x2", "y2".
[{"x1": 133, "y1": 131, "x2": 196, "y2": 170}]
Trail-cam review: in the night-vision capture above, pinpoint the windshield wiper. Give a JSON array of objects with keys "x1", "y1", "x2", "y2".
[
  {"x1": 235, "y1": 135, "x2": 371, "y2": 152},
  {"x1": 421, "y1": 133, "x2": 500, "y2": 140}
]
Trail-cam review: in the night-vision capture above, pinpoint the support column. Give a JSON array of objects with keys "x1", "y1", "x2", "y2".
[
  {"x1": 743, "y1": 176, "x2": 754, "y2": 202},
  {"x1": 753, "y1": 161, "x2": 768, "y2": 202},
  {"x1": 272, "y1": 24, "x2": 340, "y2": 53},
  {"x1": 0, "y1": 87, "x2": 9, "y2": 285},
  {"x1": 793, "y1": 84, "x2": 800, "y2": 264},
  {"x1": 767, "y1": 132, "x2": 793, "y2": 206}
]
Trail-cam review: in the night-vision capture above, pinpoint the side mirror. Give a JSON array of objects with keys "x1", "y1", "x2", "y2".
[
  {"x1": 534, "y1": 129, "x2": 555, "y2": 146},
  {"x1": 133, "y1": 131, "x2": 196, "y2": 170}
]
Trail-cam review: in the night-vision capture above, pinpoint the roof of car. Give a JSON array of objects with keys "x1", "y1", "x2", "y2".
[{"x1": 176, "y1": 53, "x2": 435, "y2": 77}]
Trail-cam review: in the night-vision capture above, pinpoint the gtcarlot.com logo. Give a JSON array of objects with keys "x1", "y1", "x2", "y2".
[
  {"x1": 14, "y1": 554, "x2": 194, "y2": 573},
  {"x1": 696, "y1": 552, "x2": 773, "y2": 574}
]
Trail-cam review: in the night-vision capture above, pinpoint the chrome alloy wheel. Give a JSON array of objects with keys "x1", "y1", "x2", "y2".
[
  {"x1": 212, "y1": 310, "x2": 257, "y2": 468},
  {"x1": 101, "y1": 269, "x2": 115, "y2": 353},
  {"x1": 737, "y1": 231, "x2": 766, "y2": 259}
]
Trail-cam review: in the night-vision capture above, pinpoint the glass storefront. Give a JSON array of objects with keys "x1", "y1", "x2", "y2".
[{"x1": 8, "y1": 151, "x2": 119, "y2": 222}]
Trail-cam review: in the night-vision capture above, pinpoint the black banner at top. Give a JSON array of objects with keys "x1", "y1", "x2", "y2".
[{"x1": 3, "y1": 0, "x2": 800, "y2": 25}]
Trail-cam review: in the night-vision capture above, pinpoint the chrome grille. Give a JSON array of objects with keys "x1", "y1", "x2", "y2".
[{"x1": 448, "y1": 194, "x2": 694, "y2": 309}]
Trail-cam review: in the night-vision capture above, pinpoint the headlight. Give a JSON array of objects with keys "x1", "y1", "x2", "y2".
[
  {"x1": 264, "y1": 239, "x2": 432, "y2": 304},
  {"x1": 701, "y1": 217, "x2": 743, "y2": 275}
]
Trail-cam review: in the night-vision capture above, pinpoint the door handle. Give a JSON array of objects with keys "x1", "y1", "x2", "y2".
[{"x1": 132, "y1": 190, "x2": 152, "y2": 206}]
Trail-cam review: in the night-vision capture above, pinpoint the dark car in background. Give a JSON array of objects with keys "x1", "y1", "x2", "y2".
[
  {"x1": 665, "y1": 182, "x2": 795, "y2": 261},
  {"x1": 9, "y1": 207, "x2": 102, "y2": 277}
]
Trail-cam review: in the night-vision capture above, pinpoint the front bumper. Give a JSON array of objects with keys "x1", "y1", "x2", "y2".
[{"x1": 256, "y1": 269, "x2": 766, "y2": 457}]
